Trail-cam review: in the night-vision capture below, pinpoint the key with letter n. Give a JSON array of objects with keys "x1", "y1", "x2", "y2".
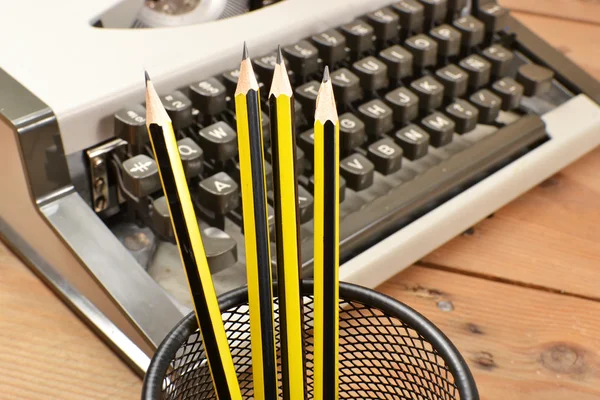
[
  {"x1": 394, "y1": 124, "x2": 430, "y2": 160},
  {"x1": 197, "y1": 121, "x2": 238, "y2": 162}
]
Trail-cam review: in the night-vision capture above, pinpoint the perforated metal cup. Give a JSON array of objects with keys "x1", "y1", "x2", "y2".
[{"x1": 142, "y1": 280, "x2": 479, "y2": 399}]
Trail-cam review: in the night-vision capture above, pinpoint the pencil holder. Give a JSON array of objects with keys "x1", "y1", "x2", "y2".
[{"x1": 142, "y1": 280, "x2": 479, "y2": 399}]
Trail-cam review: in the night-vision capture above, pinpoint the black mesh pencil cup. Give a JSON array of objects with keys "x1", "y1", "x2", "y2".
[{"x1": 142, "y1": 280, "x2": 479, "y2": 400}]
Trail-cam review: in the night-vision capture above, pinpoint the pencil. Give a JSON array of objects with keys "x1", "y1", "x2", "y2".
[
  {"x1": 268, "y1": 46, "x2": 306, "y2": 400},
  {"x1": 312, "y1": 67, "x2": 340, "y2": 400},
  {"x1": 234, "y1": 43, "x2": 278, "y2": 400},
  {"x1": 144, "y1": 72, "x2": 243, "y2": 400}
]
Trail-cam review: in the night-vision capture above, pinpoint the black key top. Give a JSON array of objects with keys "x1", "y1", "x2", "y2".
[
  {"x1": 491, "y1": 77, "x2": 524, "y2": 110},
  {"x1": 364, "y1": 7, "x2": 400, "y2": 42},
  {"x1": 267, "y1": 205, "x2": 275, "y2": 238},
  {"x1": 283, "y1": 40, "x2": 319, "y2": 80},
  {"x1": 447, "y1": 0, "x2": 467, "y2": 17},
  {"x1": 189, "y1": 78, "x2": 227, "y2": 117},
  {"x1": 352, "y1": 56, "x2": 389, "y2": 92},
  {"x1": 254, "y1": 51, "x2": 290, "y2": 90},
  {"x1": 114, "y1": 104, "x2": 147, "y2": 154},
  {"x1": 340, "y1": 153, "x2": 375, "y2": 191},
  {"x1": 470, "y1": 89, "x2": 501, "y2": 124},
  {"x1": 446, "y1": 99, "x2": 478, "y2": 133},
  {"x1": 357, "y1": 99, "x2": 394, "y2": 137},
  {"x1": 330, "y1": 68, "x2": 362, "y2": 104},
  {"x1": 197, "y1": 172, "x2": 239, "y2": 215},
  {"x1": 405, "y1": 34, "x2": 438, "y2": 68},
  {"x1": 477, "y1": 2, "x2": 509, "y2": 33},
  {"x1": 421, "y1": 112, "x2": 455, "y2": 147},
  {"x1": 482, "y1": 45, "x2": 514, "y2": 78},
  {"x1": 307, "y1": 175, "x2": 347, "y2": 203},
  {"x1": 368, "y1": 138, "x2": 403, "y2": 174},
  {"x1": 394, "y1": 124, "x2": 430, "y2": 160},
  {"x1": 430, "y1": 24, "x2": 461, "y2": 58},
  {"x1": 311, "y1": 29, "x2": 347, "y2": 67},
  {"x1": 177, "y1": 137, "x2": 204, "y2": 178},
  {"x1": 221, "y1": 68, "x2": 242, "y2": 98},
  {"x1": 453, "y1": 16, "x2": 485, "y2": 49},
  {"x1": 202, "y1": 227, "x2": 238, "y2": 273},
  {"x1": 459, "y1": 54, "x2": 491, "y2": 90},
  {"x1": 392, "y1": 0, "x2": 425, "y2": 33},
  {"x1": 339, "y1": 113, "x2": 367, "y2": 154},
  {"x1": 122, "y1": 155, "x2": 161, "y2": 198},
  {"x1": 435, "y1": 64, "x2": 468, "y2": 99},
  {"x1": 160, "y1": 91, "x2": 193, "y2": 130},
  {"x1": 340, "y1": 20, "x2": 375, "y2": 57},
  {"x1": 293, "y1": 99, "x2": 308, "y2": 130},
  {"x1": 411, "y1": 76, "x2": 444, "y2": 112},
  {"x1": 151, "y1": 196, "x2": 173, "y2": 239},
  {"x1": 419, "y1": 0, "x2": 448, "y2": 25},
  {"x1": 261, "y1": 111, "x2": 271, "y2": 145},
  {"x1": 385, "y1": 86, "x2": 420, "y2": 126},
  {"x1": 516, "y1": 64, "x2": 555, "y2": 97},
  {"x1": 198, "y1": 121, "x2": 237, "y2": 162},
  {"x1": 379, "y1": 45, "x2": 413, "y2": 81},
  {"x1": 295, "y1": 80, "x2": 321, "y2": 120},
  {"x1": 297, "y1": 185, "x2": 314, "y2": 223},
  {"x1": 298, "y1": 129, "x2": 315, "y2": 163}
]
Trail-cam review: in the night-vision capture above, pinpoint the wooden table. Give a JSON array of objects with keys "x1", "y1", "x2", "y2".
[{"x1": 1, "y1": 2, "x2": 599, "y2": 399}]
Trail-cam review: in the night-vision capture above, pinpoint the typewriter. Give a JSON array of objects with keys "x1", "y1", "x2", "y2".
[{"x1": 1, "y1": 0, "x2": 599, "y2": 373}]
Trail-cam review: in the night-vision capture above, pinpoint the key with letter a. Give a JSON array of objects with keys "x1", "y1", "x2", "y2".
[
  {"x1": 197, "y1": 121, "x2": 237, "y2": 162},
  {"x1": 368, "y1": 138, "x2": 403, "y2": 174},
  {"x1": 197, "y1": 172, "x2": 239, "y2": 216},
  {"x1": 340, "y1": 153, "x2": 375, "y2": 191},
  {"x1": 122, "y1": 154, "x2": 161, "y2": 198},
  {"x1": 394, "y1": 124, "x2": 430, "y2": 160}
]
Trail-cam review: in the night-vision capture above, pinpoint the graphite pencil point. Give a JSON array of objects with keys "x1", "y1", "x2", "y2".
[{"x1": 243, "y1": 41, "x2": 249, "y2": 60}]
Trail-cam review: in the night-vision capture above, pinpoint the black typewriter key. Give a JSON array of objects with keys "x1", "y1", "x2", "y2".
[
  {"x1": 151, "y1": 196, "x2": 173, "y2": 239},
  {"x1": 340, "y1": 153, "x2": 375, "y2": 191},
  {"x1": 435, "y1": 64, "x2": 468, "y2": 99},
  {"x1": 202, "y1": 227, "x2": 238, "y2": 273},
  {"x1": 447, "y1": 0, "x2": 466, "y2": 19},
  {"x1": 482, "y1": 45, "x2": 514, "y2": 78},
  {"x1": 477, "y1": 2, "x2": 509, "y2": 33},
  {"x1": 253, "y1": 52, "x2": 290, "y2": 92},
  {"x1": 298, "y1": 129, "x2": 315, "y2": 163},
  {"x1": 352, "y1": 56, "x2": 389, "y2": 92},
  {"x1": 297, "y1": 185, "x2": 314, "y2": 223},
  {"x1": 453, "y1": 15, "x2": 485, "y2": 49},
  {"x1": 357, "y1": 99, "x2": 394, "y2": 137},
  {"x1": 430, "y1": 24, "x2": 461, "y2": 58},
  {"x1": 411, "y1": 76, "x2": 444, "y2": 112},
  {"x1": 385, "y1": 86, "x2": 419, "y2": 126},
  {"x1": 267, "y1": 205, "x2": 275, "y2": 237},
  {"x1": 340, "y1": 20, "x2": 375, "y2": 58},
  {"x1": 392, "y1": 0, "x2": 424, "y2": 34},
  {"x1": 177, "y1": 137, "x2": 204, "y2": 178},
  {"x1": 368, "y1": 138, "x2": 403, "y2": 174},
  {"x1": 516, "y1": 63, "x2": 555, "y2": 97},
  {"x1": 283, "y1": 40, "x2": 319, "y2": 80},
  {"x1": 189, "y1": 78, "x2": 227, "y2": 117},
  {"x1": 419, "y1": 0, "x2": 448, "y2": 25},
  {"x1": 261, "y1": 111, "x2": 270, "y2": 146},
  {"x1": 160, "y1": 91, "x2": 193, "y2": 130},
  {"x1": 122, "y1": 155, "x2": 161, "y2": 198},
  {"x1": 446, "y1": 99, "x2": 479, "y2": 133},
  {"x1": 197, "y1": 172, "x2": 239, "y2": 215},
  {"x1": 364, "y1": 7, "x2": 400, "y2": 42},
  {"x1": 330, "y1": 68, "x2": 362, "y2": 104},
  {"x1": 198, "y1": 121, "x2": 237, "y2": 162},
  {"x1": 421, "y1": 111, "x2": 455, "y2": 147},
  {"x1": 491, "y1": 77, "x2": 524, "y2": 110},
  {"x1": 293, "y1": 100, "x2": 308, "y2": 130},
  {"x1": 394, "y1": 124, "x2": 430, "y2": 160},
  {"x1": 339, "y1": 113, "x2": 367, "y2": 154},
  {"x1": 311, "y1": 29, "x2": 347, "y2": 67},
  {"x1": 221, "y1": 68, "x2": 242, "y2": 98},
  {"x1": 404, "y1": 34, "x2": 438, "y2": 68},
  {"x1": 470, "y1": 89, "x2": 501, "y2": 124},
  {"x1": 295, "y1": 80, "x2": 321, "y2": 120},
  {"x1": 459, "y1": 54, "x2": 491, "y2": 90},
  {"x1": 307, "y1": 175, "x2": 346, "y2": 202},
  {"x1": 114, "y1": 104, "x2": 147, "y2": 154},
  {"x1": 379, "y1": 45, "x2": 413, "y2": 81}
]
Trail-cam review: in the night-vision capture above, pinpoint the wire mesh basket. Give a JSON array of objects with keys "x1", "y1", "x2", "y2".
[{"x1": 142, "y1": 280, "x2": 479, "y2": 399}]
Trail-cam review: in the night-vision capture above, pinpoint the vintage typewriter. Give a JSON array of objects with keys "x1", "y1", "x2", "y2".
[{"x1": 1, "y1": 0, "x2": 599, "y2": 372}]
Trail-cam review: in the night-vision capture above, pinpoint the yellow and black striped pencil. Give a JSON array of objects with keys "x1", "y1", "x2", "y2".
[
  {"x1": 312, "y1": 67, "x2": 340, "y2": 400},
  {"x1": 268, "y1": 46, "x2": 306, "y2": 400},
  {"x1": 144, "y1": 72, "x2": 243, "y2": 400},
  {"x1": 234, "y1": 43, "x2": 278, "y2": 400}
]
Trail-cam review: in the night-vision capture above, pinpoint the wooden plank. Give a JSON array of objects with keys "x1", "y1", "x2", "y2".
[
  {"x1": 0, "y1": 241, "x2": 141, "y2": 400},
  {"x1": 511, "y1": 12, "x2": 600, "y2": 81},
  {"x1": 500, "y1": 0, "x2": 600, "y2": 26},
  {"x1": 377, "y1": 267, "x2": 600, "y2": 400},
  {"x1": 422, "y1": 146, "x2": 600, "y2": 300}
]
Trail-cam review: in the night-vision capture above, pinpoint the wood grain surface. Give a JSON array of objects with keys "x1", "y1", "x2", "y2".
[{"x1": 499, "y1": 0, "x2": 600, "y2": 25}]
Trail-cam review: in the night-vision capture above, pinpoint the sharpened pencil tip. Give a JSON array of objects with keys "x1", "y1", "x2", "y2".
[
  {"x1": 243, "y1": 41, "x2": 249, "y2": 60},
  {"x1": 322, "y1": 66, "x2": 330, "y2": 83},
  {"x1": 276, "y1": 45, "x2": 283, "y2": 64},
  {"x1": 144, "y1": 70, "x2": 150, "y2": 87}
]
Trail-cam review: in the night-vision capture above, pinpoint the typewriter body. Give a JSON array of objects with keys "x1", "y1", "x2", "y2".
[{"x1": 1, "y1": 0, "x2": 599, "y2": 372}]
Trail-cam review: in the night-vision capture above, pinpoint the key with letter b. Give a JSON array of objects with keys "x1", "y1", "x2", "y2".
[{"x1": 368, "y1": 138, "x2": 403, "y2": 174}]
